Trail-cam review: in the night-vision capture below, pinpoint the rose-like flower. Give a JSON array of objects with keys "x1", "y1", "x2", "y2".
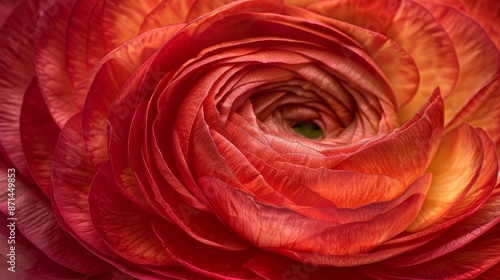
[{"x1": 1, "y1": 0, "x2": 499, "y2": 279}]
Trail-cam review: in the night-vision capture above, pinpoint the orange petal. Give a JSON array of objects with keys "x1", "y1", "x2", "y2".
[
  {"x1": 365, "y1": 204, "x2": 500, "y2": 279},
  {"x1": 447, "y1": 75, "x2": 500, "y2": 145},
  {"x1": 455, "y1": 0, "x2": 500, "y2": 52},
  {"x1": 334, "y1": 91, "x2": 444, "y2": 185},
  {"x1": 139, "y1": 0, "x2": 195, "y2": 33},
  {"x1": 101, "y1": 0, "x2": 162, "y2": 52},
  {"x1": 300, "y1": 0, "x2": 457, "y2": 119},
  {"x1": 392, "y1": 0, "x2": 459, "y2": 122},
  {"x1": 417, "y1": 1, "x2": 500, "y2": 125},
  {"x1": 408, "y1": 124, "x2": 484, "y2": 231}
]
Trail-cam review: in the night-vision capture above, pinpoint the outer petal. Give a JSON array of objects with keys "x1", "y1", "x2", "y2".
[
  {"x1": 35, "y1": 0, "x2": 79, "y2": 128},
  {"x1": 0, "y1": 1, "x2": 20, "y2": 27},
  {"x1": 363, "y1": 211, "x2": 500, "y2": 279},
  {"x1": 303, "y1": 0, "x2": 458, "y2": 122},
  {"x1": 81, "y1": 25, "x2": 184, "y2": 168},
  {"x1": 66, "y1": 0, "x2": 105, "y2": 87},
  {"x1": 101, "y1": 0, "x2": 162, "y2": 52},
  {"x1": 0, "y1": 213, "x2": 84, "y2": 279},
  {"x1": 152, "y1": 221, "x2": 260, "y2": 279},
  {"x1": 417, "y1": 1, "x2": 500, "y2": 124},
  {"x1": 453, "y1": 0, "x2": 500, "y2": 52},
  {"x1": 447, "y1": 76, "x2": 500, "y2": 146},
  {"x1": 51, "y1": 114, "x2": 184, "y2": 279},
  {"x1": 20, "y1": 79, "x2": 60, "y2": 196},
  {"x1": 244, "y1": 252, "x2": 371, "y2": 280},
  {"x1": 407, "y1": 124, "x2": 485, "y2": 231},
  {"x1": 0, "y1": 157, "x2": 109, "y2": 275},
  {"x1": 198, "y1": 174, "x2": 430, "y2": 265},
  {"x1": 0, "y1": 0, "x2": 37, "y2": 179}
]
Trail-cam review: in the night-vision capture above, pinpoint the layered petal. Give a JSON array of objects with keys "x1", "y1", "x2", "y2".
[
  {"x1": 0, "y1": 0, "x2": 37, "y2": 179},
  {"x1": 34, "y1": 0, "x2": 78, "y2": 127},
  {"x1": 20, "y1": 79, "x2": 60, "y2": 196}
]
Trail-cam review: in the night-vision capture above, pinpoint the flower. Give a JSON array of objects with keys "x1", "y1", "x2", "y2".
[{"x1": 1, "y1": 0, "x2": 499, "y2": 279}]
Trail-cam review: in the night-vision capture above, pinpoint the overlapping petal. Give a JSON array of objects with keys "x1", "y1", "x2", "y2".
[{"x1": 0, "y1": 0, "x2": 499, "y2": 279}]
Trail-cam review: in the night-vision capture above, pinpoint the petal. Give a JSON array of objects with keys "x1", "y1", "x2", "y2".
[
  {"x1": 101, "y1": 0, "x2": 162, "y2": 52},
  {"x1": 334, "y1": 91, "x2": 444, "y2": 185},
  {"x1": 0, "y1": 1, "x2": 20, "y2": 27},
  {"x1": 198, "y1": 175, "x2": 430, "y2": 265},
  {"x1": 0, "y1": 213, "x2": 86, "y2": 279},
  {"x1": 66, "y1": 0, "x2": 104, "y2": 87},
  {"x1": 384, "y1": 184, "x2": 500, "y2": 268},
  {"x1": 407, "y1": 124, "x2": 485, "y2": 231},
  {"x1": 51, "y1": 114, "x2": 161, "y2": 278},
  {"x1": 418, "y1": 1, "x2": 500, "y2": 124},
  {"x1": 81, "y1": 25, "x2": 184, "y2": 167},
  {"x1": 363, "y1": 219, "x2": 500, "y2": 279},
  {"x1": 34, "y1": 0, "x2": 79, "y2": 127},
  {"x1": 391, "y1": 0, "x2": 458, "y2": 122},
  {"x1": 447, "y1": 75, "x2": 500, "y2": 145},
  {"x1": 20, "y1": 79, "x2": 60, "y2": 196},
  {"x1": 302, "y1": 0, "x2": 458, "y2": 121},
  {"x1": 455, "y1": 0, "x2": 500, "y2": 52},
  {"x1": 0, "y1": 0, "x2": 37, "y2": 179},
  {"x1": 139, "y1": 0, "x2": 195, "y2": 33},
  {"x1": 0, "y1": 156, "x2": 109, "y2": 275},
  {"x1": 88, "y1": 162, "x2": 177, "y2": 267},
  {"x1": 244, "y1": 252, "x2": 370, "y2": 280},
  {"x1": 152, "y1": 221, "x2": 259, "y2": 279}
]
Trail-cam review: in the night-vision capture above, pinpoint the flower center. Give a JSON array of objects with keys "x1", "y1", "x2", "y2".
[{"x1": 292, "y1": 121, "x2": 323, "y2": 140}]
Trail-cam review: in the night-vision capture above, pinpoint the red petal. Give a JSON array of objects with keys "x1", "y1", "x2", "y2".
[
  {"x1": 139, "y1": 0, "x2": 196, "y2": 33},
  {"x1": 363, "y1": 216, "x2": 500, "y2": 279},
  {"x1": 244, "y1": 252, "x2": 371, "y2": 280},
  {"x1": 152, "y1": 221, "x2": 259, "y2": 279},
  {"x1": 20, "y1": 79, "x2": 60, "y2": 196},
  {"x1": 198, "y1": 175, "x2": 430, "y2": 265},
  {"x1": 334, "y1": 91, "x2": 444, "y2": 185},
  {"x1": 88, "y1": 163, "x2": 177, "y2": 267},
  {"x1": 0, "y1": 0, "x2": 37, "y2": 179},
  {"x1": 34, "y1": 0, "x2": 78, "y2": 127},
  {"x1": 0, "y1": 212, "x2": 86, "y2": 279},
  {"x1": 384, "y1": 184, "x2": 500, "y2": 268},
  {"x1": 81, "y1": 25, "x2": 184, "y2": 167},
  {"x1": 66, "y1": 0, "x2": 104, "y2": 87},
  {"x1": 0, "y1": 156, "x2": 109, "y2": 275}
]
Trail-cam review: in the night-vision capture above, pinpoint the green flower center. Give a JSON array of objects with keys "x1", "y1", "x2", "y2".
[{"x1": 292, "y1": 121, "x2": 323, "y2": 140}]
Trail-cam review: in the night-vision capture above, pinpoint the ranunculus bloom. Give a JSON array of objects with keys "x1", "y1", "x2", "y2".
[{"x1": 1, "y1": 0, "x2": 499, "y2": 279}]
